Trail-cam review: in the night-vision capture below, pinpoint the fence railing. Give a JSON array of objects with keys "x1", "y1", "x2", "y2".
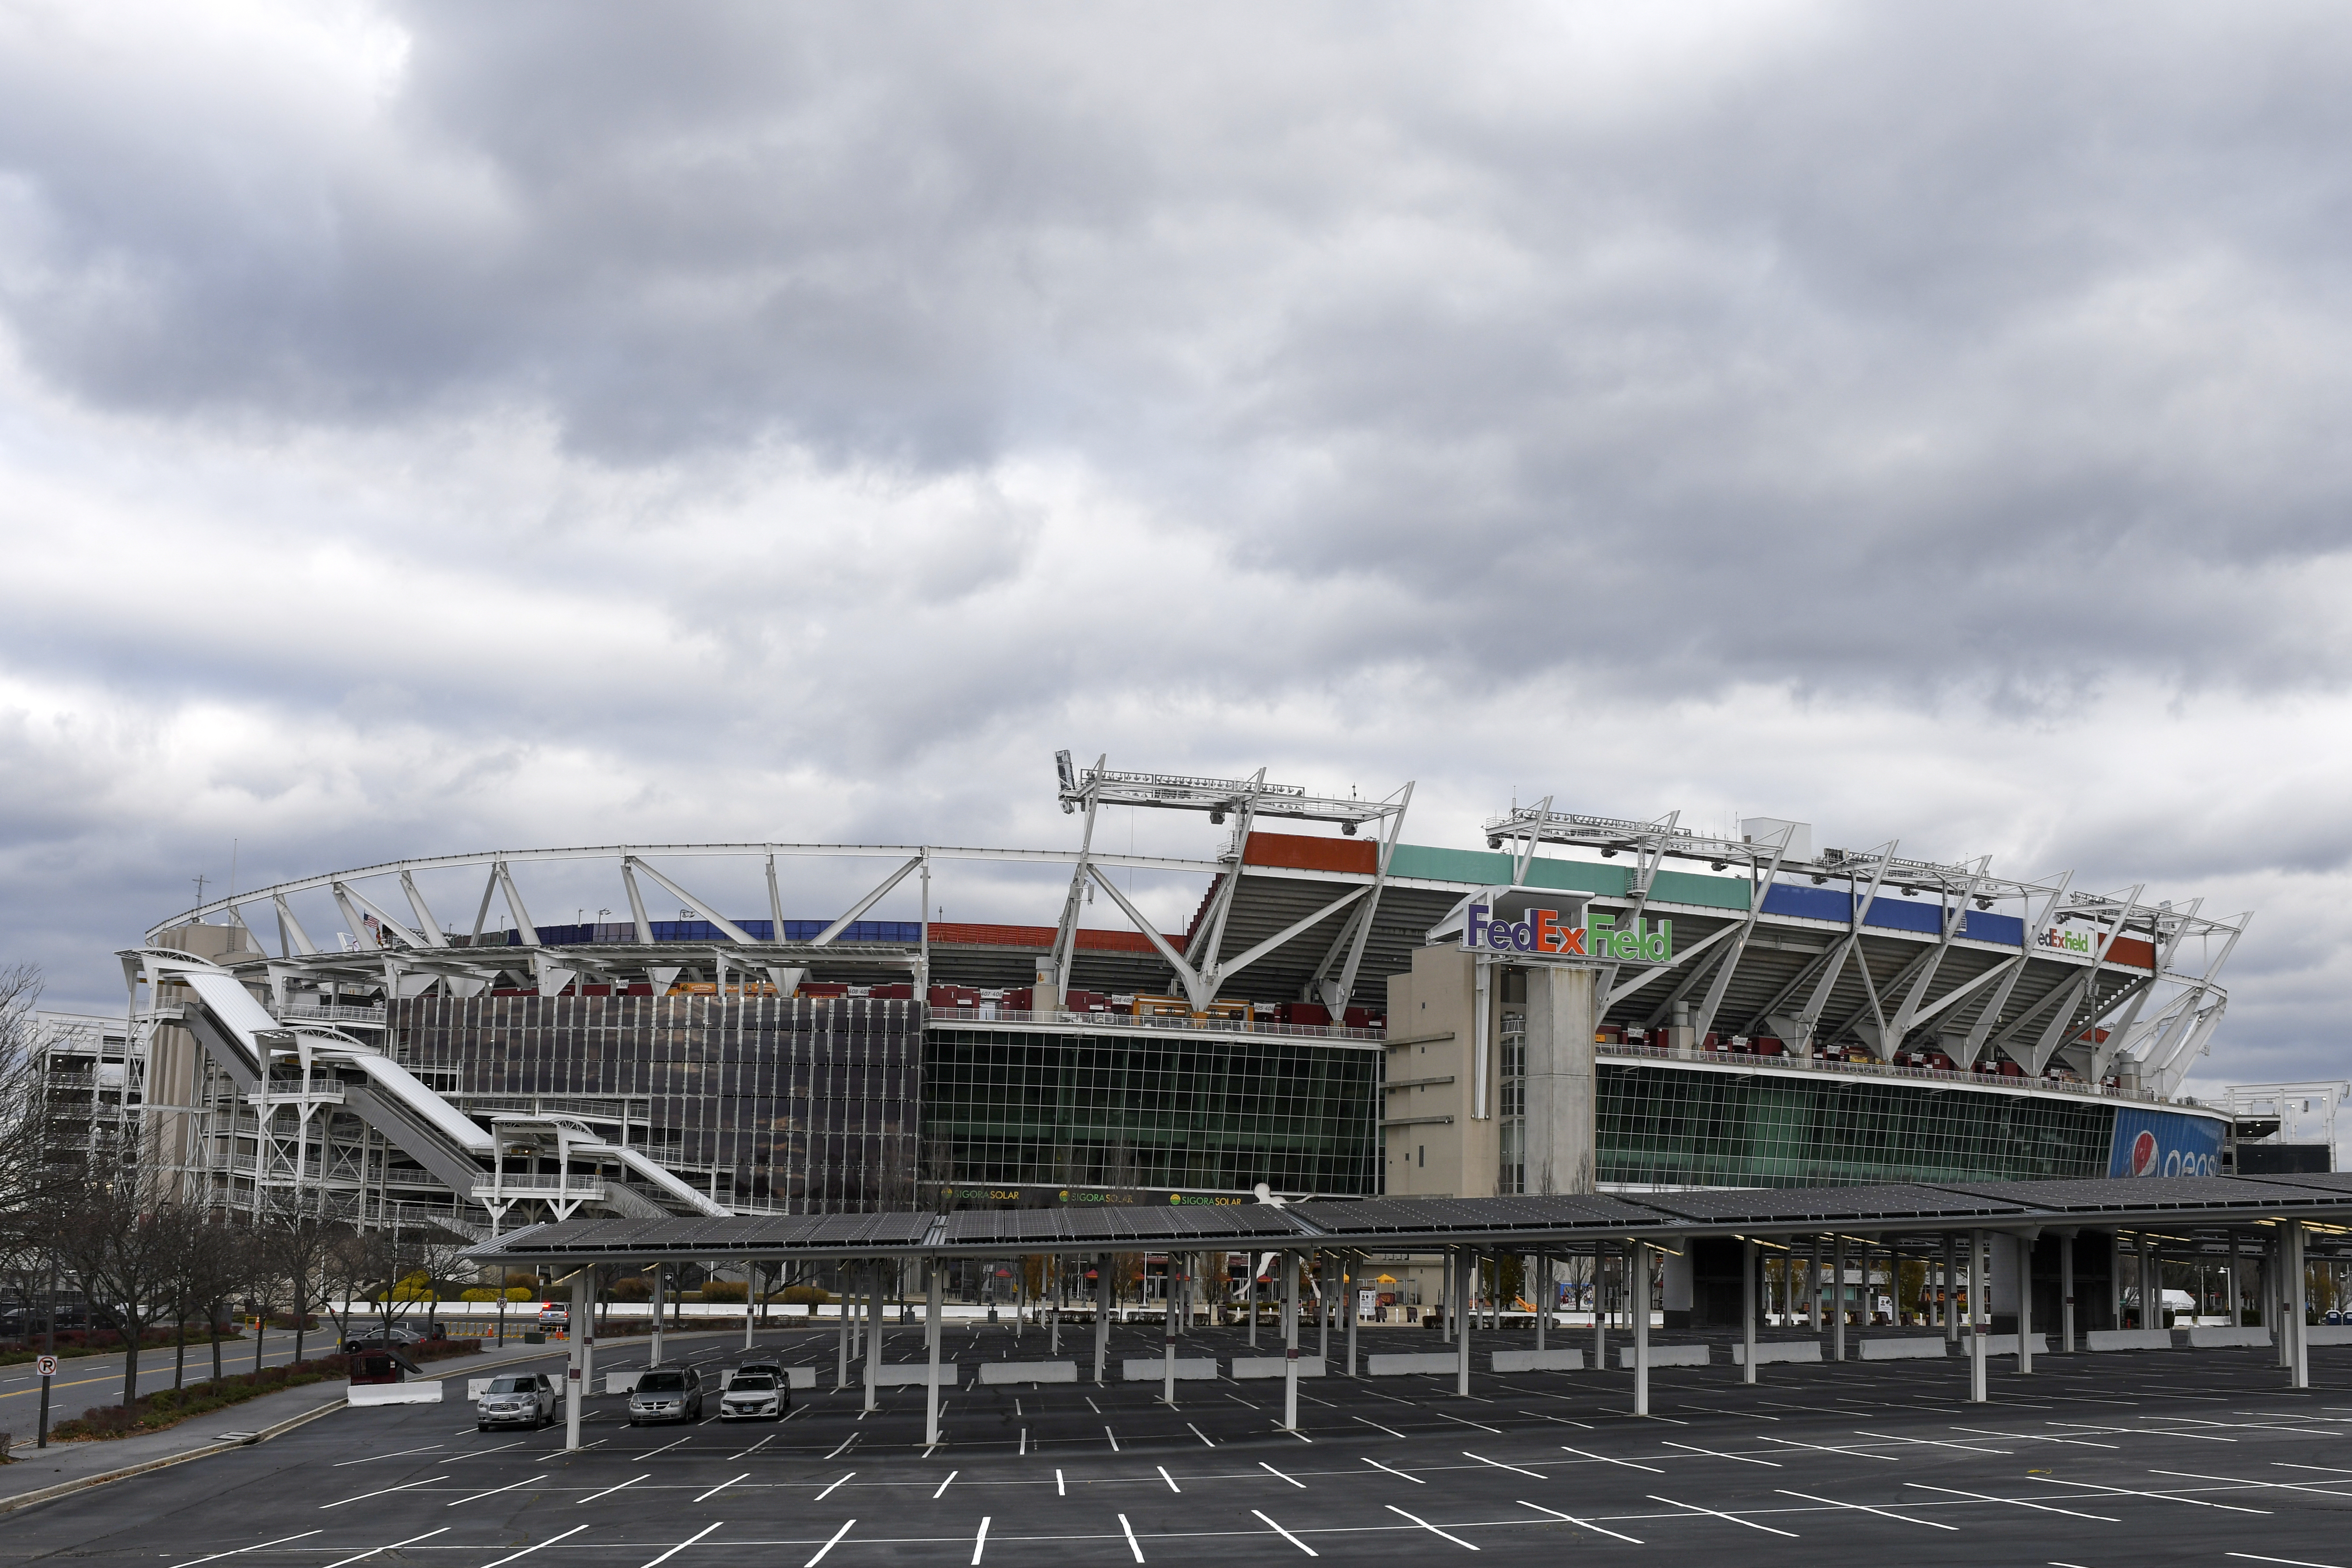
[
  {"x1": 1597, "y1": 1038, "x2": 2168, "y2": 1104},
  {"x1": 926, "y1": 1006, "x2": 1385, "y2": 1044}
]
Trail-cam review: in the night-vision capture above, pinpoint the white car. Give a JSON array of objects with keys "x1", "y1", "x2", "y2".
[
  {"x1": 476, "y1": 1373, "x2": 557, "y2": 1430},
  {"x1": 718, "y1": 1372, "x2": 786, "y2": 1421}
]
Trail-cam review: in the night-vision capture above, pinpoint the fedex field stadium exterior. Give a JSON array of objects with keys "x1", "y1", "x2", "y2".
[{"x1": 93, "y1": 760, "x2": 2243, "y2": 1237}]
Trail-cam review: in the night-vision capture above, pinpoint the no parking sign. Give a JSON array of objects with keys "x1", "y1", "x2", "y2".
[{"x1": 35, "y1": 1355, "x2": 57, "y2": 1377}]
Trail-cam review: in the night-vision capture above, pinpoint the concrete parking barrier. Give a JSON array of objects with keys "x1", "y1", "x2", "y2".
[
  {"x1": 1617, "y1": 1345, "x2": 1710, "y2": 1369},
  {"x1": 1736, "y1": 1341, "x2": 1827, "y2": 1365},
  {"x1": 1231, "y1": 1357, "x2": 1326, "y2": 1379},
  {"x1": 2086, "y1": 1329, "x2": 2171, "y2": 1352},
  {"x1": 1365, "y1": 1352, "x2": 1463, "y2": 1377},
  {"x1": 1852, "y1": 1339, "x2": 1942, "y2": 1361},
  {"x1": 603, "y1": 1372, "x2": 640, "y2": 1395},
  {"x1": 1961, "y1": 1334, "x2": 2050, "y2": 1356},
  {"x1": 979, "y1": 1361, "x2": 1077, "y2": 1385},
  {"x1": 1490, "y1": 1348, "x2": 1585, "y2": 1373},
  {"x1": 781, "y1": 1366, "x2": 817, "y2": 1389},
  {"x1": 2307, "y1": 1325, "x2": 2352, "y2": 1346},
  {"x1": 2186, "y1": 1325, "x2": 2269, "y2": 1348},
  {"x1": 1120, "y1": 1357, "x2": 1216, "y2": 1381},
  {"x1": 348, "y1": 1381, "x2": 443, "y2": 1406},
  {"x1": 869, "y1": 1363, "x2": 962, "y2": 1387}
]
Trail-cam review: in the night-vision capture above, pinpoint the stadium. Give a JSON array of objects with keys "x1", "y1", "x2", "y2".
[{"x1": 80, "y1": 754, "x2": 2246, "y2": 1266}]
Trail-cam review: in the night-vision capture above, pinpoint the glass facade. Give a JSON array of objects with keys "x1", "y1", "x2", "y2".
[
  {"x1": 923, "y1": 1025, "x2": 1381, "y2": 1196},
  {"x1": 1596, "y1": 1061, "x2": 2114, "y2": 1188},
  {"x1": 392, "y1": 994, "x2": 923, "y2": 1213}
]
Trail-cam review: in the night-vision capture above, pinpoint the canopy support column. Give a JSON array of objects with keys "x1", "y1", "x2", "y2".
[
  {"x1": 1741, "y1": 1239, "x2": 1758, "y2": 1384},
  {"x1": 925, "y1": 1262, "x2": 943, "y2": 1447},
  {"x1": 1633, "y1": 1242, "x2": 1651, "y2": 1417},
  {"x1": 1969, "y1": 1230, "x2": 1988, "y2": 1403}
]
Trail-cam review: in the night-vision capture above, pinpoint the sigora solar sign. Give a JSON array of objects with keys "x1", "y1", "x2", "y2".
[{"x1": 1460, "y1": 903, "x2": 1673, "y2": 963}]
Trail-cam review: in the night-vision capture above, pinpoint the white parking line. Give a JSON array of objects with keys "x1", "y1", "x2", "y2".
[
  {"x1": 2225, "y1": 1555, "x2": 2344, "y2": 1567},
  {"x1": 970, "y1": 1517, "x2": 990, "y2": 1564},
  {"x1": 1117, "y1": 1513, "x2": 1145, "y2": 1562},
  {"x1": 477, "y1": 1524, "x2": 589, "y2": 1568},
  {"x1": 320, "y1": 1477, "x2": 450, "y2": 1510},
  {"x1": 805, "y1": 1520, "x2": 855, "y2": 1568},
  {"x1": 2151, "y1": 1468, "x2": 2352, "y2": 1500},
  {"x1": 2027, "y1": 1476, "x2": 2270, "y2": 1514},
  {"x1": 1518, "y1": 1499, "x2": 1640, "y2": 1544},
  {"x1": 1463, "y1": 1452, "x2": 1544, "y2": 1480},
  {"x1": 1559, "y1": 1445, "x2": 1660, "y2": 1475},
  {"x1": 642, "y1": 1520, "x2": 724, "y2": 1568},
  {"x1": 814, "y1": 1472, "x2": 855, "y2": 1501},
  {"x1": 1362, "y1": 1457, "x2": 1421, "y2": 1484},
  {"x1": 1903, "y1": 1482, "x2": 2117, "y2": 1521},
  {"x1": 319, "y1": 1527, "x2": 450, "y2": 1568},
  {"x1": 333, "y1": 1445, "x2": 444, "y2": 1467},
  {"x1": 1252, "y1": 1510, "x2": 1318, "y2": 1556},
  {"x1": 695, "y1": 1474, "x2": 751, "y2": 1503},
  {"x1": 1104, "y1": 1427, "x2": 1120, "y2": 1452},
  {"x1": 1385, "y1": 1505, "x2": 1479, "y2": 1551},
  {"x1": 1777, "y1": 1488, "x2": 1952, "y2": 1530},
  {"x1": 1948, "y1": 1425, "x2": 2116, "y2": 1449},
  {"x1": 1663, "y1": 1440, "x2": 1778, "y2": 1468},
  {"x1": 1186, "y1": 1423, "x2": 1216, "y2": 1447},
  {"x1": 1649, "y1": 1493, "x2": 1798, "y2": 1538},
  {"x1": 577, "y1": 1474, "x2": 651, "y2": 1504},
  {"x1": 1260, "y1": 1462, "x2": 1305, "y2": 1489},
  {"x1": 1353, "y1": 1416, "x2": 1407, "y2": 1439},
  {"x1": 166, "y1": 1531, "x2": 323, "y2": 1568},
  {"x1": 1155, "y1": 1466, "x2": 1180, "y2": 1493},
  {"x1": 636, "y1": 1437, "x2": 693, "y2": 1458},
  {"x1": 1852, "y1": 1429, "x2": 2007, "y2": 1454},
  {"x1": 1431, "y1": 1411, "x2": 1502, "y2": 1435},
  {"x1": 447, "y1": 1475, "x2": 548, "y2": 1507}
]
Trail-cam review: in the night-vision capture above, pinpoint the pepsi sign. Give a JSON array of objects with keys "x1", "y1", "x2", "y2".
[{"x1": 2106, "y1": 1106, "x2": 2223, "y2": 1179}]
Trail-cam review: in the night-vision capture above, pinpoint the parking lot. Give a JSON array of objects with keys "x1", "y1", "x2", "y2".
[{"x1": 8, "y1": 1319, "x2": 2352, "y2": 1565}]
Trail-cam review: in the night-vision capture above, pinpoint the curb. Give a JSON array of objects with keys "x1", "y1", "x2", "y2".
[{"x1": 0, "y1": 1396, "x2": 347, "y2": 1517}]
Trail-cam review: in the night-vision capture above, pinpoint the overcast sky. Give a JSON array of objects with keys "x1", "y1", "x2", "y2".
[{"x1": 2, "y1": 1, "x2": 2348, "y2": 1100}]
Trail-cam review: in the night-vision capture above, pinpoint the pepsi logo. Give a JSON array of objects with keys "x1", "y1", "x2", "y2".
[{"x1": 2130, "y1": 1129, "x2": 2159, "y2": 1178}]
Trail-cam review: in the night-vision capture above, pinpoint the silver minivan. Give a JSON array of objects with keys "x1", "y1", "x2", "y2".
[{"x1": 627, "y1": 1367, "x2": 704, "y2": 1425}]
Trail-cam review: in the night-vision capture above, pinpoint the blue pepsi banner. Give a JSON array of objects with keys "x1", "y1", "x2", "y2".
[{"x1": 2107, "y1": 1106, "x2": 2224, "y2": 1179}]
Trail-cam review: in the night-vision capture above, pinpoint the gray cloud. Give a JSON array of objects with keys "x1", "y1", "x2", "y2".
[{"x1": 2, "y1": 1, "x2": 2351, "y2": 1088}]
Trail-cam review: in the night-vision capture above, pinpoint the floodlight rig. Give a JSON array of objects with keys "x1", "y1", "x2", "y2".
[{"x1": 1047, "y1": 750, "x2": 1414, "y2": 1016}]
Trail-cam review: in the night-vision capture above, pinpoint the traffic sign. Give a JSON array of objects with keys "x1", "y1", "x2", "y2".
[{"x1": 35, "y1": 1355, "x2": 57, "y2": 1377}]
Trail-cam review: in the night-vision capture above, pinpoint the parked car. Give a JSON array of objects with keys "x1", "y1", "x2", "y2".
[
  {"x1": 627, "y1": 1367, "x2": 703, "y2": 1425},
  {"x1": 719, "y1": 1370, "x2": 788, "y2": 1420},
  {"x1": 340, "y1": 1324, "x2": 425, "y2": 1354},
  {"x1": 476, "y1": 1373, "x2": 557, "y2": 1430}
]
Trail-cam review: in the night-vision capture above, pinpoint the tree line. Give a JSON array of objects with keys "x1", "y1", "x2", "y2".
[{"x1": 0, "y1": 963, "x2": 477, "y2": 1412}]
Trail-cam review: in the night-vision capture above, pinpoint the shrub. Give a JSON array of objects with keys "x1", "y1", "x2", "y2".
[
  {"x1": 696, "y1": 1281, "x2": 747, "y2": 1303},
  {"x1": 779, "y1": 1284, "x2": 834, "y2": 1308},
  {"x1": 605, "y1": 1277, "x2": 652, "y2": 1302}
]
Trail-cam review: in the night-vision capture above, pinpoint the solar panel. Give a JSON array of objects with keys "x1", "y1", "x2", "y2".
[
  {"x1": 1632, "y1": 1183, "x2": 2032, "y2": 1226},
  {"x1": 940, "y1": 1204, "x2": 1303, "y2": 1249},
  {"x1": 1289, "y1": 1194, "x2": 1659, "y2": 1236},
  {"x1": 1937, "y1": 1175, "x2": 2352, "y2": 1215}
]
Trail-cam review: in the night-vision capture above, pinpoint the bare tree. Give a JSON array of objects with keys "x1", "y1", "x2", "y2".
[
  {"x1": 0, "y1": 966, "x2": 72, "y2": 1291},
  {"x1": 178, "y1": 1209, "x2": 255, "y2": 1383},
  {"x1": 51, "y1": 1137, "x2": 185, "y2": 1410},
  {"x1": 253, "y1": 1195, "x2": 351, "y2": 1362}
]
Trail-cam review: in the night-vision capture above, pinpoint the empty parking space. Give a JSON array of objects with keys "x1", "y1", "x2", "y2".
[{"x1": 9, "y1": 1325, "x2": 2352, "y2": 1566}]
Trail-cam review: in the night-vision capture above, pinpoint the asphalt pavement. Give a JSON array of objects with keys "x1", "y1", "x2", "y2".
[{"x1": 2, "y1": 1321, "x2": 2348, "y2": 1566}]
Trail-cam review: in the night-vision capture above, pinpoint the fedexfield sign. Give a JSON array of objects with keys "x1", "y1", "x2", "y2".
[{"x1": 1461, "y1": 903, "x2": 1672, "y2": 963}]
